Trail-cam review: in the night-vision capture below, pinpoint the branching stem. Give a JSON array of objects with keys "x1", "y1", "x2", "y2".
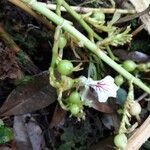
[{"x1": 21, "y1": 0, "x2": 150, "y2": 94}]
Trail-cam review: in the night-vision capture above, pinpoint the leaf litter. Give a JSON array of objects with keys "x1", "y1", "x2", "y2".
[{"x1": 0, "y1": 71, "x2": 57, "y2": 116}]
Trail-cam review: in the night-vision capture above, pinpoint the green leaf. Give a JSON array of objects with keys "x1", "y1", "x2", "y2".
[
  {"x1": 109, "y1": 11, "x2": 121, "y2": 25},
  {"x1": 142, "y1": 140, "x2": 150, "y2": 149},
  {"x1": 88, "y1": 62, "x2": 97, "y2": 80},
  {"x1": 0, "y1": 119, "x2": 4, "y2": 127},
  {"x1": 58, "y1": 142, "x2": 74, "y2": 150},
  {"x1": 0, "y1": 127, "x2": 13, "y2": 144},
  {"x1": 61, "y1": 127, "x2": 74, "y2": 142}
]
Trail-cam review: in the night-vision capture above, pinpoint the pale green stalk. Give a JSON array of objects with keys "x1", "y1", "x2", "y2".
[
  {"x1": 21, "y1": 0, "x2": 150, "y2": 94},
  {"x1": 106, "y1": 46, "x2": 118, "y2": 61},
  {"x1": 37, "y1": 3, "x2": 136, "y2": 14},
  {"x1": 56, "y1": 0, "x2": 62, "y2": 16},
  {"x1": 62, "y1": 0, "x2": 102, "y2": 41}
]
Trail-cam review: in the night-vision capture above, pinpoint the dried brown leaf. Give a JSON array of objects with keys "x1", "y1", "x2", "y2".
[
  {"x1": 50, "y1": 104, "x2": 66, "y2": 128},
  {"x1": 14, "y1": 115, "x2": 45, "y2": 150},
  {"x1": 0, "y1": 147, "x2": 12, "y2": 150},
  {"x1": 91, "y1": 101, "x2": 115, "y2": 113},
  {"x1": 90, "y1": 136, "x2": 114, "y2": 150},
  {"x1": 13, "y1": 116, "x2": 33, "y2": 150},
  {"x1": 113, "y1": 49, "x2": 150, "y2": 63},
  {"x1": 101, "y1": 113, "x2": 119, "y2": 130},
  {"x1": 0, "y1": 71, "x2": 57, "y2": 116}
]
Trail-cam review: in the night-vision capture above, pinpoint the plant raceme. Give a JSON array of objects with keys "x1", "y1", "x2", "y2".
[{"x1": 17, "y1": 1, "x2": 149, "y2": 148}]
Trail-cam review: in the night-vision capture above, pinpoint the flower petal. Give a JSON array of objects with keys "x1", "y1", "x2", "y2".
[{"x1": 89, "y1": 76, "x2": 119, "y2": 102}]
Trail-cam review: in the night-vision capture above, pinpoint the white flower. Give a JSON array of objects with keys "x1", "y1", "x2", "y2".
[{"x1": 78, "y1": 76, "x2": 119, "y2": 103}]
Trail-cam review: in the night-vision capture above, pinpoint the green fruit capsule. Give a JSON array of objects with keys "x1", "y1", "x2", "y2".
[
  {"x1": 122, "y1": 60, "x2": 137, "y2": 72},
  {"x1": 69, "y1": 104, "x2": 80, "y2": 116},
  {"x1": 92, "y1": 12, "x2": 105, "y2": 22},
  {"x1": 115, "y1": 75, "x2": 124, "y2": 86},
  {"x1": 68, "y1": 91, "x2": 81, "y2": 104},
  {"x1": 59, "y1": 36, "x2": 67, "y2": 49},
  {"x1": 61, "y1": 76, "x2": 74, "y2": 91},
  {"x1": 114, "y1": 134, "x2": 127, "y2": 149},
  {"x1": 57, "y1": 60, "x2": 74, "y2": 75},
  {"x1": 129, "y1": 101, "x2": 141, "y2": 116}
]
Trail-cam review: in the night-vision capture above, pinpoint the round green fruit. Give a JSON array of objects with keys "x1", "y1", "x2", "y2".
[
  {"x1": 92, "y1": 12, "x2": 105, "y2": 22},
  {"x1": 129, "y1": 101, "x2": 141, "y2": 116},
  {"x1": 122, "y1": 60, "x2": 137, "y2": 72},
  {"x1": 59, "y1": 36, "x2": 67, "y2": 49},
  {"x1": 115, "y1": 75, "x2": 124, "y2": 86},
  {"x1": 69, "y1": 104, "x2": 80, "y2": 116},
  {"x1": 68, "y1": 91, "x2": 81, "y2": 104},
  {"x1": 114, "y1": 134, "x2": 127, "y2": 149},
  {"x1": 57, "y1": 60, "x2": 74, "y2": 75}
]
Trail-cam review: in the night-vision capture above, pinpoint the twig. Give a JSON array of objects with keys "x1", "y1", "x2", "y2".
[
  {"x1": 125, "y1": 116, "x2": 150, "y2": 150},
  {"x1": 39, "y1": 2, "x2": 136, "y2": 14},
  {"x1": 0, "y1": 26, "x2": 20, "y2": 53},
  {"x1": 115, "y1": 5, "x2": 150, "y2": 24},
  {"x1": 8, "y1": 0, "x2": 55, "y2": 30},
  {"x1": 136, "y1": 92, "x2": 149, "y2": 102},
  {"x1": 131, "y1": 24, "x2": 145, "y2": 37},
  {"x1": 128, "y1": 0, "x2": 150, "y2": 34},
  {"x1": 0, "y1": 25, "x2": 40, "y2": 74},
  {"x1": 106, "y1": 46, "x2": 118, "y2": 61}
]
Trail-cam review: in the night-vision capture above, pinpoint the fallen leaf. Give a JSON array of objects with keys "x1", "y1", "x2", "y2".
[
  {"x1": 90, "y1": 136, "x2": 114, "y2": 150},
  {"x1": 101, "y1": 113, "x2": 119, "y2": 130},
  {"x1": 50, "y1": 104, "x2": 66, "y2": 128},
  {"x1": 115, "y1": 5, "x2": 150, "y2": 24},
  {"x1": 113, "y1": 50, "x2": 150, "y2": 63},
  {"x1": 0, "y1": 146, "x2": 11, "y2": 150},
  {"x1": 91, "y1": 101, "x2": 115, "y2": 113},
  {"x1": 13, "y1": 115, "x2": 45, "y2": 150},
  {"x1": 13, "y1": 116, "x2": 32, "y2": 150},
  {"x1": 0, "y1": 71, "x2": 57, "y2": 116},
  {"x1": 129, "y1": 0, "x2": 150, "y2": 34}
]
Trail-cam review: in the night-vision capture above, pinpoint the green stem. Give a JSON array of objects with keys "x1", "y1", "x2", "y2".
[
  {"x1": 50, "y1": 0, "x2": 62, "y2": 87},
  {"x1": 83, "y1": 16, "x2": 112, "y2": 33},
  {"x1": 49, "y1": 26, "x2": 61, "y2": 88},
  {"x1": 21, "y1": 0, "x2": 150, "y2": 94},
  {"x1": 38, "y1": 3, "x2": 136, "y2": 14},
  {"x1": 106, "y1": 46, "x2": 118, "y2": 61},
  {"x1": 56, "y1": 0, "x2": 62, "y2": 16},
  {"x1": 50, "y1": 26, "x2": 60, "y2": 67},
  {"x1": 62, "y1": 0, "x2": 102, "y2": 41}
]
